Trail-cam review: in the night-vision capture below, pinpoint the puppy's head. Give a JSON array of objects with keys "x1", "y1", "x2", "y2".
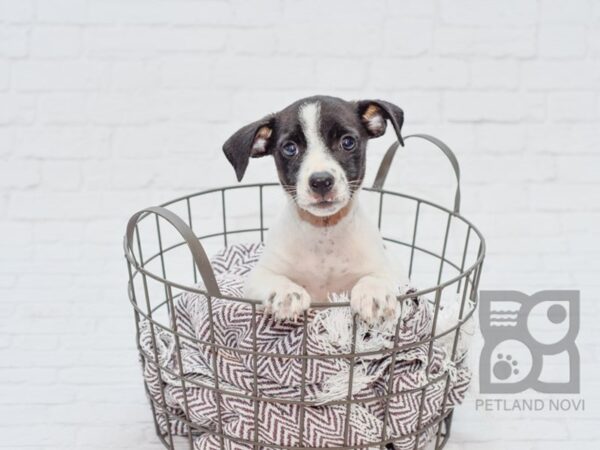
[{"x1": 223, "y1": 96, "x2": 404, "y2": 217}]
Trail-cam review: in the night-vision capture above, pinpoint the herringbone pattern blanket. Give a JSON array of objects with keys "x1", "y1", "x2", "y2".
[{"x1": 139, "y1": 243, "x2": 470, "y2": 449}]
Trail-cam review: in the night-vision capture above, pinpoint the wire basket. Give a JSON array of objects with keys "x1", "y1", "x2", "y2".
[{"x1": 124, "y1": 134, "x2": 485, "y2": 450}]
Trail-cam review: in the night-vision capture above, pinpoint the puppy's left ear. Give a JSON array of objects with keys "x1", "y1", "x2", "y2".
[
  {"x1": 222, "y1": 116, "x2": 274, "y2": 182},
  {"x1": 356, "y1": 100, "x2": 404, "y2": 146}
]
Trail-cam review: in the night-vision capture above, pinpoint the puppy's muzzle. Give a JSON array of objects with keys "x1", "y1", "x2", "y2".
[{"x1": 309, "y1": 171, "x2": 335, "y2": 197}]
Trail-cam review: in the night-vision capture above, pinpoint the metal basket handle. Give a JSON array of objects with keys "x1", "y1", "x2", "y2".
[
  {"x1": 372, "y1": 133, "x2": 461, "y2": 214},
  {"x1": 125, "y1": 206, "x2": 222, "y2": 297}
]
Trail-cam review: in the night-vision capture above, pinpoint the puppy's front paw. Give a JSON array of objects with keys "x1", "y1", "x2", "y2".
[
  {"x1": 265, "y1": 281, "x2": 311, "y2": 321},
  {"x1": 350, "y1": 276, "x2": 398, "y2": 324}
]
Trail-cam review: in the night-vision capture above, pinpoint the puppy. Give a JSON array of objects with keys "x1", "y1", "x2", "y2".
[{"x1": 222, "y1": 96, "x2": 406, "y2": 324}]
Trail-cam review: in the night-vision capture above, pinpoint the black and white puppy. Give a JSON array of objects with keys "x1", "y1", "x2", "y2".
[{"x1": 223, "y1": 95, "x2": 406, "y2": 324}]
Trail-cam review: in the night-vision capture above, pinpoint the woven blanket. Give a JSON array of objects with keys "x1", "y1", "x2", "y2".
[{"x1": 139, "y1": 243, "x2": 471, "y2": 450}]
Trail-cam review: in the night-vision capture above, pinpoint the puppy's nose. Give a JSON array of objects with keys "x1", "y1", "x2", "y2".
[{"x1": 309, "y1": 171, "x2": 334, "y2": 196}]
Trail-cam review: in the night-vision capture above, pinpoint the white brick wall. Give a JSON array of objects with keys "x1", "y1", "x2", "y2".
[{"x1": 1, "y1": 0, "x2": 599, "y2": 448}]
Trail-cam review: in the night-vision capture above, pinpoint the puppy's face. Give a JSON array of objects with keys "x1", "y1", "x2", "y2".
[{"x1": 223, "y1": 96, "x2": 404, "y2": 218}]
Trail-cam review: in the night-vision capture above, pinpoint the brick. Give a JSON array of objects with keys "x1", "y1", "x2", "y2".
[
  {"x1": 283, "y1": 0, "x2": 385, "y2": 24},
  {"x1": 387, "y1": 0, "x2": 435, "y2": 17},
  {"x1": 0, "y1": 60, "x2": 9, "y2": 90},
  {"x1": 0, "y1": 405, "x2": 53, "y2": 427},
  {"x1": 157, "y1": 27, "x2": 228, "y2": 52},
  {"x1": 556, "y1": 156, "x2": 600, "y2": 183},
  {"x1": 530, "y1": 184, "x2": 600, "y2": 211},
  {"x1": 16, "y1": 126, "x2": 111, "y2": 159},
  {"x1": 435, "y1": 27, "x2": 536, "y2": 58},
  {"x1": 11, "y1": 335, "x2": 59, "y2": 351},
  {"x1": 567, "y1": 124, "x2": 600, "y2": 153},
  {"x1": 87, "y1": 0, "x2": 166, "y2": 25},
  {"x1": 0, "y1": 93, "x2": 36, "y2": 124},
  {"x1": 548, "y1": 92, "x2": 597, "y2": 121},
  {"x1": 83, "y1": 160, "x2": 156, "y2": 190},
  {"x1": 0, "y1": 425, "x2": 76, "y2": 446},
  {"x1": 277, "y1": 23, "x2": 382, "y2": 56},
  {"x1": 0, "y1": 221, "x2": 33, "y2": 245},
  {"x1": 372, "y1": 58, "x2": 469, "y2": 89},
  {"x1": 36, "y1": 0, "x2": 88, "y2": 23},
  {"x1": 159, "y1": 90, "x2": 232, "y2": 122},
  {"x1": 522, "y1": 61, "x2": 600, "y2": 90},
  {"x1": 35, "y1": 242, "x2": 81, "y2": 261},
  {"x1": 8, "y1": 192, "x2": 106, "y2": 219},
  {"x1": 473, "y1": 212, "x2": 562, "y2": 238},
  {"x1": 30, "y1": 26, "x2": 82, "y2": 58},
  {"x1": 13, "y1": 272, "x2": 75, "y2": 289},
  {"x1": 0, "y1": 384, "x2": 76, "y2": 404},
  {"x1": 0, "y1": 275, "x2": 16, "y2": 288},
  {"x1": 41, "y1": 161, "x2": 82, "y2": 191},
  {"x1": 0, "y1": 127, "x2": 15, "y2": 157},
  {"x1": 153, "y1": 158, "x2": 215, "y2": 189},
  {"x1": 474, "y1": 124, "x2": 526, "y2": 153},
  {"x1": 75, "y1": 426, "x2": 146, "y2": 446},
  {"x1": 0, "y1": 160, "x2": 41, "y2": 188},
  {"x1": 387, "y1": 92, "x2": 441, "y2": 124},
  {"x1": 37, "y1": 93, "x2": 88, "y2": 124},
  {"x1": 160, "y1": 56, "x2": 213, "y2": 89},
  {"x1": 215, "y1": 56, "x2": 314, "y2": 88},
  {"x1": 88, "y1": 0, "x2": 232, "y2": 25},
  {"x1": 230, "y1": 90, "x2": 310, "y2": 121},
  {"x1": 84, "y1": 26, "x2": 160, "y2": 60},
  {"x1": 538, "y1": 25, "x2": 587, "y2": 58},
  {"x1": 83, "y1": 219, "x2": 122, "y2": 245},
  {"x1": 87, "y1": 93, "x2": 167, "y2": 125},
  {"x1": 454, "y1": 418, "x2": 569, "y2": 441},
  {"x1": 594, "y1": 0, "x2": 600, "y2": 22},
  {"x1": 474, "y1": 184, "x2": 530, "y2": 212},
  {"x1": 440, "y1": 0, "x2": 537, "y2": 26},
  {"x1": 462, "y1": 155, "x2": 556, "y2": 183},
  {"x1": 108, "y1": 60, "x2": 161, "y2": 91},
  {"x1": 383, "y1": 19, "x2": 434, "y2": 56},
  {"x1": 59, "y1": 366, "x2": 140, "y2": 385},
  {"x1": 231, "y1": 0, "x2": 283, "y2": 26},
  {"x1": 230, "y1": 28, "x2": 278, "y2": 55},
  {"x1": 471, "y1": 60, "x2": 519, "y2": 89},
  {"x1": 76, "y1": 349, "x2": 135, "y2": 367},
  {"x1": 592, "y1": 27, "x2": 600, "y2": 57},
  {"x1": 13, "y1": 61, "x2": 110, "y2": 91},
  {"x1": 76, "y1": 385, "x2": 146, "y2": 403},
  {"x1": 444, "y1": 92, "x2": 545, "y2": 122},
  {"x1": 0, "y1": 24, "x2": 29, "y2": 57},
  {"x1": 524, "y1": 124, "x2": 573, "y2": 153},
  {"x1": 33, "y1": 221, "x2": 83, "y2": 243},
  {"x1": 533, "y1": 442, "x2": 599, "y2": 450},
  {"x1": 165, "y1": 123, "x2": 223, "y2": 157},
  {"x1": 561, "y1": 212, "x2": 600, "y2": 232},
  {"x1": 540, "y1": 0, "x2": 592, "y2": 23},
  {"x1": 0, "y1": 0, "x2": 34, "y2": 22},
  {"x1": 315, "y1": 58, "x2": 367, "y2": 89},
  {"x1": 49, "y1": 402, "x2": 151, "y2": 424},
  {"x1": 120, "y1": 0, "x2": 233, "y2": 26},
  {"x1": 113, "y1": 126, "x2": 167, "y2": 159}
]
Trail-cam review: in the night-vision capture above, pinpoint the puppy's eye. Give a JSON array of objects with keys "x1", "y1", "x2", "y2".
[
  {"x1": 281, "y1": 141, "x2": 298, "y2": 157},
  {"x1": 341, "y1": 135, "x2": 357, "y2": 151}
]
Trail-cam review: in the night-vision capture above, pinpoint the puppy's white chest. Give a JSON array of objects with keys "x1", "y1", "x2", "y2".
[
  {"x1": 255, "y1": 198, "x2": 397, "y2": 302},
  {"x1": 279, "y1": 223, "x2": 365, "y2": 301}
]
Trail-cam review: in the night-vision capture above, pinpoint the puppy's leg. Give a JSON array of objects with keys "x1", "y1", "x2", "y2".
[
  {"x1": 244, "y1": 266, "x2": 311, "y2": 320},
  {"x1": 350, "y1": 275, "x2": 398, "y2": 324}
]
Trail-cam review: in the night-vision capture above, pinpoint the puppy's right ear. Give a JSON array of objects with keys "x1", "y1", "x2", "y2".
[
  {"x1": 356, "y1": 100, "x2": 404, "y2": 146},
  {"x1": 222, "y1": 116, "x2": 274, "y2": 181}
]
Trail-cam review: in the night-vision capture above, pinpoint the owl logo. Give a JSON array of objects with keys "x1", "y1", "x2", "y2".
[{"x1": 479, "y1": 290, "x2": 580, "y2": 394}]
